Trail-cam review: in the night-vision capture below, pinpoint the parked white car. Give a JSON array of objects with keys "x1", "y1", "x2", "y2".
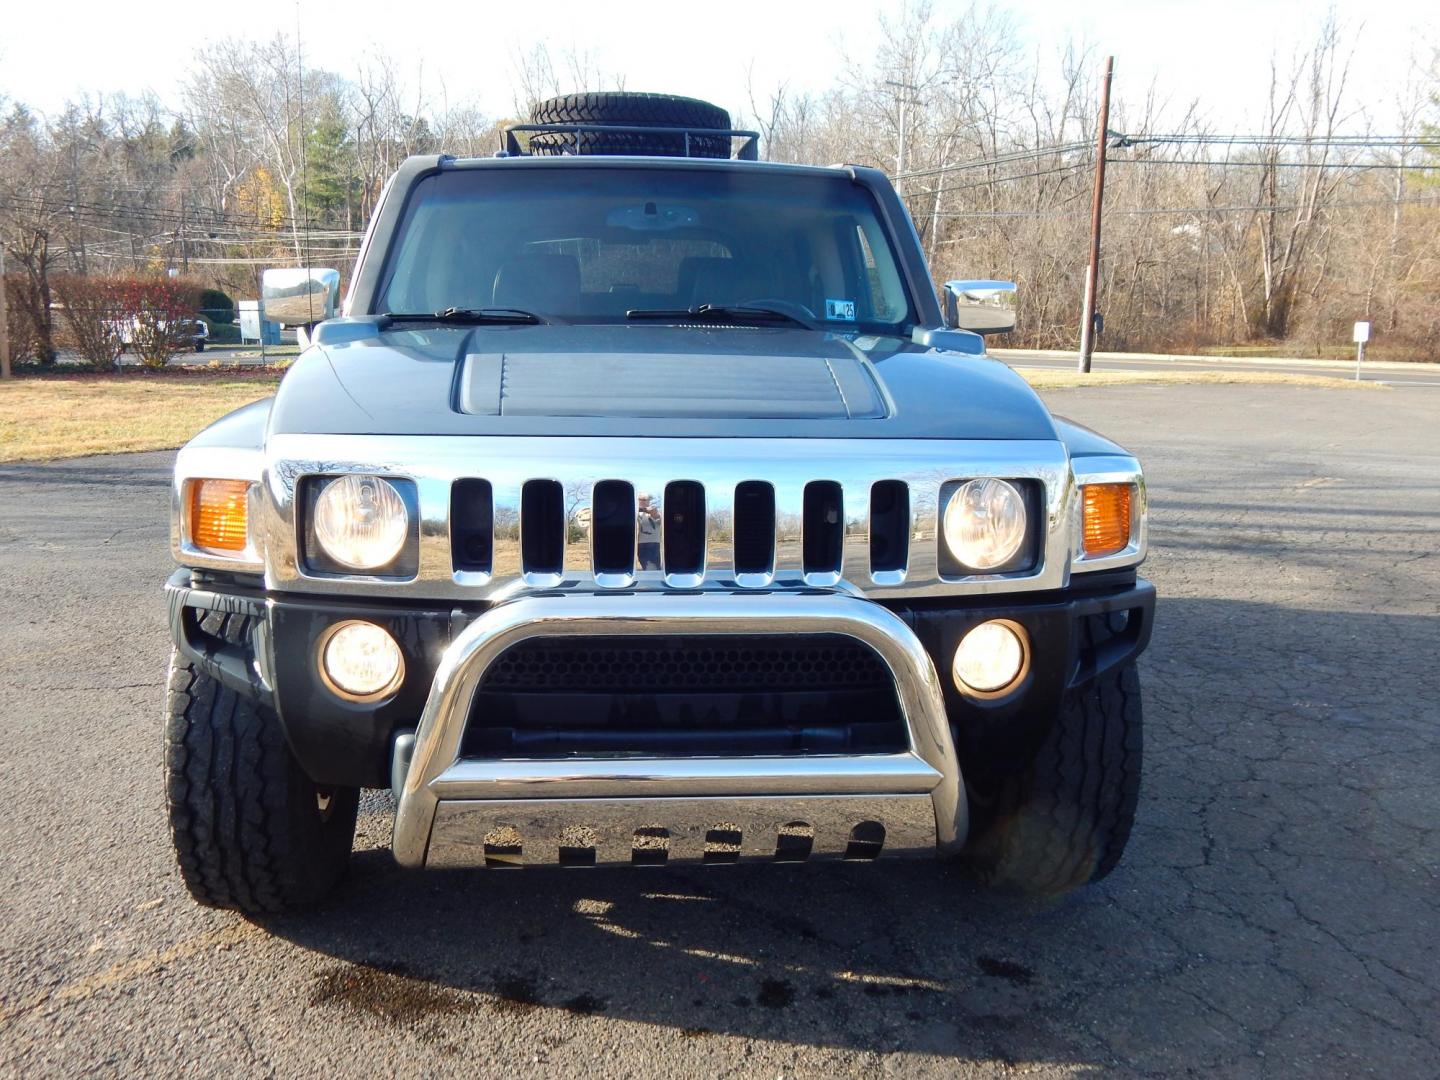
[{"x1": 119, "y1": 316, "x2": 209, "y2": 352}]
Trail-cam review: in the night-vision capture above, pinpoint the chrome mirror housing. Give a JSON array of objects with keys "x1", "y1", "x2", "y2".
[
  {"x1": 943, "y1": 280, "x2": 1016, "y2": 335},
  {"x1": 261, "y1": 267, "x2": 340, "y2": 327}
]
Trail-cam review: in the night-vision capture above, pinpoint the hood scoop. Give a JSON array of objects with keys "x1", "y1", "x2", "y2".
[{"x1": 458, "y1": 350, "x2": 887, "y2": 420}]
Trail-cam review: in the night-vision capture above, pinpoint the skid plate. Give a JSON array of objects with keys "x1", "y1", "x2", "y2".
[{"x1": 424, "y1": 794, "x2": 937, "y2": 868}]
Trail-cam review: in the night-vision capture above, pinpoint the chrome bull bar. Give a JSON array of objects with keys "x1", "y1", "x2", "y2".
[{"x1": 391, "y1": 592, "x2": 966, "y2": 868}]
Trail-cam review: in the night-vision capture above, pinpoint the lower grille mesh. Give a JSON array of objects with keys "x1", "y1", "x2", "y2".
[
  {"x1": 466, "y1": 634, "x2": 906, "y2": 758},
  {"x1": 482, "y1": 637, "x2": 893, "y2": 692}
]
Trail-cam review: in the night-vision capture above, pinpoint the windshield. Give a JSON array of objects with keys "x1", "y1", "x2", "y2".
[{"x1": 376, "y1": 166, "x2": 916, "y2": 334}]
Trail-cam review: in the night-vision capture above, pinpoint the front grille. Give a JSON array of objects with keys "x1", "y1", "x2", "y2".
[
  {"x1": 464, "y1": 634, "x2": 907, "y2": 758},
  {"x1": 449, "y1": 475, "x2": 915, "y2": 583}
]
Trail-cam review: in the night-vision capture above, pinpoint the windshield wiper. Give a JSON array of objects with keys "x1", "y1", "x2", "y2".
[
  {"x1": 626, "y1": 303, "x2": 814, "y2": 329},
  {"x1": 381, "y1": 307, "x2": 543, "y2": 325}
]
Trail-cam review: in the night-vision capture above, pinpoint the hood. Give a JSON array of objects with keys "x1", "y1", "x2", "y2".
[{"x1": 268, "y1": 322, "x2": 1057, "y2": 441}]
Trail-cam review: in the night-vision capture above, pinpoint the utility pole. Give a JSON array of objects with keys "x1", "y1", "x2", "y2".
[
  {"x1": 885, "y1": 80, "x2": 922, "y2": 196},
  {"x1": 0, "y1": 244, "x2": 10, "y2": 379},
  {"x1": 1078, "y1": 56, "x2": 1114, "y2": 374}
]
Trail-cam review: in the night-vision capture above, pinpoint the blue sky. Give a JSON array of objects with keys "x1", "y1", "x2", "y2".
[{"x1": 2, "y1": 0, "x2": 1434, "y2": 131}]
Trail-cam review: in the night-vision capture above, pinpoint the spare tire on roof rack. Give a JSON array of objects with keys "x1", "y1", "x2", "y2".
[{"x1": 525, "y1": 92, "x2": 736, "y2": 159}]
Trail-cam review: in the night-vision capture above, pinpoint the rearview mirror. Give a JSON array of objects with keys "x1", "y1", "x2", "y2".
[
  {"x1": 261, "y1": 267, "x2": 340, "y2": 327},
  {"x1": 943, "y1": 280, "x2": 1016, "y2": 335}
]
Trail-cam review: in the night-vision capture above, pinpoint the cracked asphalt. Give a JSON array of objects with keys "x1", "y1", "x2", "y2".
[{"x1": 1, "y1": 384, "x2": 1436, "y2": 1077}]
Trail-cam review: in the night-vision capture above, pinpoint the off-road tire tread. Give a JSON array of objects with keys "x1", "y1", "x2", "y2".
[
  {"x1": 970, "y1": 662, "x2": 1142, "y2": 894},
  {"x1": 165, "y1": 652, "x2": 357, "y2": 914},
  {"x1": 527, "y1": 91, "x2": 733, "y2": 158}
]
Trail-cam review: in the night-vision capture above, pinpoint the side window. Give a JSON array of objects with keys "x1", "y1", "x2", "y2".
[{"x1": 856, "y1": 226, "x2": 904, "y2": 322}]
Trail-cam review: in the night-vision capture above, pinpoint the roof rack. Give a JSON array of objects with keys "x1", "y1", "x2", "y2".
[{"x1": 501, "y1": 122, "x2": 761, "y2": 161}]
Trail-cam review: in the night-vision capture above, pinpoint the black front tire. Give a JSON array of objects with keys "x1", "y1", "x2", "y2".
[
  {"x1": 164, "y1": 651, "x2": 358, "y2": 914},
  {"x1": 964, "y1": 662, "x2": 1143, "y2": 894}
]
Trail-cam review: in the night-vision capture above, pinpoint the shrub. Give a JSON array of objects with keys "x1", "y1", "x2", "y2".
[
  {"x1": 117, "y1": 277, "x2": 201, "y2": 369},
  {"x1": 4, "y1": 272, "x2": 56, "y2": 364},
  {"x1": 198, "y1": 287, "x2": 236, "y2": 324},
  {"x1": 3, "y1": 274, "x2": 40, "y2": 363},
  {"x1": 52, "y1": 274, "x2": 127, "y2": 371}
]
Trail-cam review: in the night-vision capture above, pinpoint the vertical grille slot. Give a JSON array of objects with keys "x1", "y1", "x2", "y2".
[
  {"x1": 803, "y1": 481, "x2": 844, "y2": 576},
  {"x1": 870, "y1": 480, "x2": 910, "y2": 573},
  {"x1": 520, "y1": 479, "x2": 564, "y2": 575},
  {"x1": 662, "y1": 480, "x2": 705, "y2": 576},
  {"x1": 451, "y1": 479, "x2": 493, "y2": 573},
  {"x1": 591, "y1": 480, "x2": 636, "y2": 576},
  {"x1": 733, "y1": 481, "x2": 776, "y2": 575}
]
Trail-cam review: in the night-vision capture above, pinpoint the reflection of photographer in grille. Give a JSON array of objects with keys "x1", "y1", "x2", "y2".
[{"x1": 637, "y1": 493, "x2": 661, "y2": 569}]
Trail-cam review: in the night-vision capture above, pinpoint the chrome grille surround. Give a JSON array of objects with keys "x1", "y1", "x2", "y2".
[{"x1": 258, "y1": 434, "x2": 1076, "y2": 601}]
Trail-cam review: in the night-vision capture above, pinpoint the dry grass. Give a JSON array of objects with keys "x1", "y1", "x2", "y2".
[
  {"x1": 1015, "y1": 368, "x2": 1387, "y2": 391},
  {"x1": 0, "y1": 373, "x2": 281, "y2": 463}
]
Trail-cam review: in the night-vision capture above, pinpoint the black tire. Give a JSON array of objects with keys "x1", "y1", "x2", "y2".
[
  {"x1": 194, "y1": 340, "x2": 205, "y2": 353},
  {"x1": 164, "y1": 650, "x2": 358, "y2": 914},
  {"x1": 964, "y1": 663, "x2": 1143, "y2": 894},
  {"x1": 527, "y1": 91, "x2": 732, "y2": 158}
]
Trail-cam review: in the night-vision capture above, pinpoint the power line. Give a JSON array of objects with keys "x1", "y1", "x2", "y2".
[
  {"x1": 0, "y1": 191, "x2": 327, "y2": 233},
  {"x1": 890, "y1": 141, "x2": 1092, "y2": 182},
  {"x1": 893, "y1": 132, "x2": 1439, "y2": 185},
  {"x1": 931, "y1": 193, "x2": 1440, "y2": 219},
  {"x1": 1109, "y1": 157, "x2": 1439, "y2": 171},
  {"x1": 0, "y1": 195, "x2": 361, "y2": 240},
  {"x1": 904, "y1": 160, "x2": 1093, "y2": 199},
  {"x1": 1120, "y1": 132, "x2": 1440, "y2": 149}
]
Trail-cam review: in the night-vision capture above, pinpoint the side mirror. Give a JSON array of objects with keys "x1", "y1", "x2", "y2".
[
  {"x1": 261, "y1": 267, "x2": 340, "y2": 328},
  {"x1": 943, "y1": 280, "x2": 1016, "y2": 335}
]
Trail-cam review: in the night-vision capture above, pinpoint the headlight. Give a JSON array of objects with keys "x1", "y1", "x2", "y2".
[
  {"x1": 942, "y1": 478, "x2": 1026, "y2": 571},
  {"x1": 314, "y1": 475, "x2": 409, "y2": 570}
]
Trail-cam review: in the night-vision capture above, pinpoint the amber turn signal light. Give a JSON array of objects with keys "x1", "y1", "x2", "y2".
[
  {"x1": 190, "y1": 479, "x2": 250, "y2": 554},
  {"x1": 1082, "y1": 483, "x2": 1132, "y2": 557}
]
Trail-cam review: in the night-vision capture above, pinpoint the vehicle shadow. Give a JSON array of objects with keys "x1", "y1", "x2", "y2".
[
  {"x1": 263, "y1": 844, "x2": 1095, "y2": 1061},
  {"x1": 257, "y1": 596, "x2": 1440, "y2": 1067}
]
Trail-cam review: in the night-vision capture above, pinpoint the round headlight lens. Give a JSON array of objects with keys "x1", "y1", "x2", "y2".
[
  {"x1": 321, "y1": 621, "x2": 404, "y2": 700},
  {"x1": 943, "y1": 478, "x2": 1026, "y2": 571},
  {"x1": 314, "y1": 475, "x2": 408, "y2": 570},
  {"x1": 953, "y1": 620, "x2": 1027, "y2": 695}
]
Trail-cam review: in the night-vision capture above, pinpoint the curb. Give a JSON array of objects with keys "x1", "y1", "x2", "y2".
[{"x1": 990, "y1": 348, "x2": 1440, "y2": 375}]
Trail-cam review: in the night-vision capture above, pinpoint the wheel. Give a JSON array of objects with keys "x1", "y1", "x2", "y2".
[
  {"x1": 527, "y1": 91, "x2": 733, "y2": 158},
  {"x1": 194, "y1": 340, "x2": 205, "y2": 353},
  {"x1": 963, "y1": 662, "x2": 1143, "y2": 894},
  {"x1": 164, "y1": 650, "x2": 358, "y2": 914}
]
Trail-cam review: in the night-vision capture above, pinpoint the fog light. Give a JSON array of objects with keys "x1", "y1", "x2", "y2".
[
  {"x1": 320, "y1": 621, "x2": 404, "y2": 701},
  {"x1": 953, "y1": 620, "x2": 1028, "y2": 697}
]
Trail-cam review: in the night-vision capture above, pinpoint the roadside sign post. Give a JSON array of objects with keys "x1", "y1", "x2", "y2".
[{"x1": 1353, "y1": 321, "x2": 1370, "y2": 382}]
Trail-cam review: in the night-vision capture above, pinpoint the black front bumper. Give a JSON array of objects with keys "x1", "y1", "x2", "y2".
[{"x1": 167, "y1": 569, "x2": 1155, "y2": 789}]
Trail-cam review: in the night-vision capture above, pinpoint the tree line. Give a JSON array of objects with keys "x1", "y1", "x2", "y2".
[{"x1": 2, "y1": 4, "x2": 1437, "y2": 364}]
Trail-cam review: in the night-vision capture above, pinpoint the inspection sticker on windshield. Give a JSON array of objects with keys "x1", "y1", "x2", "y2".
[{"x1": 825, "y1": 299, "x2": 857, "y2": 321}]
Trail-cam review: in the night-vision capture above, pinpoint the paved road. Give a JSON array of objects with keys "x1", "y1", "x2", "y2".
[
  {"x1": 992, "y1": 348, "x2": 1440, "y2": 387},
  {"x1": 1, "y1": 386, "x2": 1437, "y2": 1077}
]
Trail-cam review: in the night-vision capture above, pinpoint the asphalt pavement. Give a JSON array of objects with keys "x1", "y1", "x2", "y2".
[{"x1": 1, "y1": 385, "x2": 1437, "y2": 1077}]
